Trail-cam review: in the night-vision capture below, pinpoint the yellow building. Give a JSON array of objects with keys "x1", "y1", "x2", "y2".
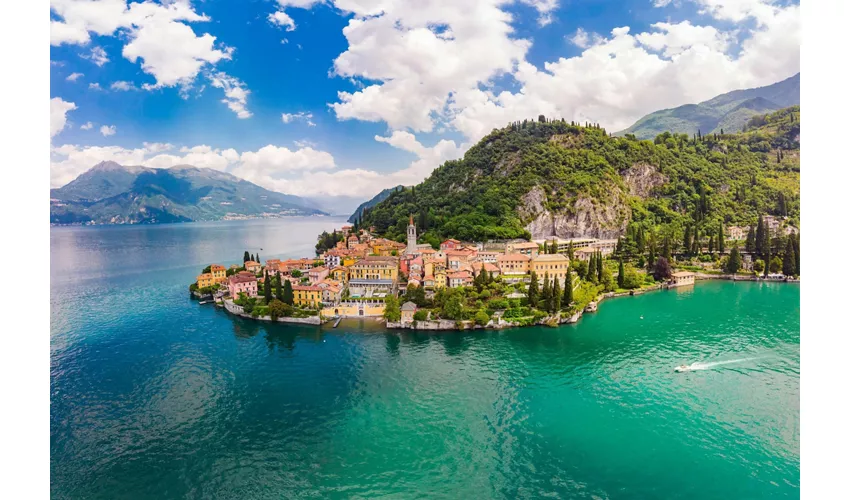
[
  {"x1": 292, "y1": 285, "x2": 323, "y2": 308},
  {"x1": 349, "y1": 256, "x2": 398, "y2": 281},
  {"x1": 330, "y1": 266, "x2": 349, "y2": 284},
  {"x1": 433, "y1": 268, "x2": 447, "y2": 289},
  {"x1": 209, "y1": 264, "x2": 227, "y2": 283},
  {"x1": 342, "y1": 256, "x2": 357, "y2": 267},
  {"x1": 196, "y1": 273, "x2": 215, "y2": 288},
  {"x1": 531, "y1": 254, "x2": 570, "y2": 285}
]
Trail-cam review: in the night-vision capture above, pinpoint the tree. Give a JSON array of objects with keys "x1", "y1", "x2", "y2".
[
  {"x1": 708, "y1": 236, "x2": 714, "y2": 254},
  {"x1": 268, "y1": 299, "x2": 290, "y2": 321},
  {"x1": 263, "y1": 272, "x2": 272, "y2": 304},
  {"x1": 567, "y1": 241, "x2": 575, "y2": 261},
  {"x1": 443, "y1": 292, "x2": 464, "y2": 319},
  {"x1": 275, "y1": 274, "x2": 283, "y2": 301},
  {"x1": 541, "y1": 272, "x2": 552, "y2": 312},
  {"x1": 618, "y1": 259, "x2": 625, "y2": 289},
  {"x1": 745, "y1": 226, "x2": 756, "y2": 253},
  {"x1": 653, "y1": 257, "x2": 672, "y2": 281},
  {"x1": 769, "y1": 256, "x2": 782, "y2": 274},
  {"x1": 783, "y1": 238, "x2": 796, "y2": 276},
  {"x1": 725, "y1": 245, "x2": 742, "y2": 274},
  {"x1": 384, "y1": 296, "x2": 401, "y2": 322},
  {"x1": 755, "y1": 217, "x2": 767, "y2": 258},
  {"x1": 542, "y1": 241, "x2": 548, "y2": 255},
  {"x1": 683, "y1": 225, "x2": 692, "y2": 255},
  {"x1": 763, "y1": 237, "x2": 771, "y2": 276},
  {"x1": 563, "y1": 271, "x2": 573, "y2": 307},
  {"x1": 596, "y1": 252, "x2": 603, "y2": 283},
  {"x1": 753, "y1": 259, "x2": 765, "y2": 274},
  {"x1": 552, "y1": 277, "x2": 562, "y2": 312},
  {"x1": 256, "y1": 252, "x2": 260, "y2": 264},
  {"x1": 718, "y1": 224, "x2": 725, "y2": 253},
  {"x1": 282, "y1": 280, "x2": 294, "y2": 305},
  {"x1": 243, "y1": 251, "x2": 250, "y2": 263},
  {"x1": 474, "y1": 310, "x2": 490, "y2": 326},
  {"x1": 793, "y1": 233, "x2": 800, "y2": 276},
  {"x1": 527, "y1": 271, "x2": 539, "y2": 308}
]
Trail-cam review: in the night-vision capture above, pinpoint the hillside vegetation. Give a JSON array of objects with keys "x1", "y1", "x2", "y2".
[{"x1": 355, "y1": 107, "x2": 800, "y2": 248}]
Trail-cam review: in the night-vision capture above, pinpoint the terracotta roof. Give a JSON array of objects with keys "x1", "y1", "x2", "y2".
[
  {"x1": 533, "y1": 254, "x2": 569, "y2": 262},
  {"x1": 672, "y1": 271, "x2": 695, "y2": 277},
  {"x1": 244, "y1": 260, "x2": 259, "y2": 266},
  {"x1": 310, "y1": 266, "x2": 328, "y2": 273},
  {"x1": 210, "y1": 264, "x2": 225, "y2": 270},
  {"x1": 197, "y1": 273, "x2": 212, "y2": 279},
  {"x1": 228, "y1": 273, "x2": 257, "y2": 284},
  {"x1": 293, "y1": 285, "x2": 322, "y2": 291},
  {"x1": 498, "y1": 253, "x2": 531, "y2": 262}
]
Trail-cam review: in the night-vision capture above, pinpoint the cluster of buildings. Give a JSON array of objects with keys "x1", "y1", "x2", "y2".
[
  {"x1": 195, "y1": 217, "x2": 628, "y2": 313},
  {"x1": 727, "y1": 216, "x2": 799, "y2": 241}
]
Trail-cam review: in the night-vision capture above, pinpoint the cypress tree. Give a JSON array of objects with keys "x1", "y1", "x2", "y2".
[
  {"x1": 567, "y1": 241, "x2": 575, "y2": 261},
  {"x1": 263, "y1": 271, "x2": 272, "y2": 304},
  {"x1": 793, "y1": 234, "x2": 800, "y2": 276},
  {"x1": 543, "y1": 241, "x2": 548, "y2": 254},
  {"x1": 755, "y1": 217, "x2": 766, "y2": 258},
  {"x1": 541, "y1": 272, "x2": 552, "y2": 313},
  {"x1": 553, "y1": 277, "x2": 562, "y2": 313},
  {"x1": 708, "y1": 235, "x2": 714, "y2": 253},
  {"x1": 783, "y1": 239, "x2": 796, "y2": 276},
  {"x1": 683, "y1": 225, "x2": 692, "y2": 255},
  {"x1": 745, "y1": 226, "x2": 756, "y2": 253},
  {"x1": 725, "y1": 245, "x2": 741, "y2": 274},
  {"x1": 256, "y1": 252, "x2": 260, "y2": 264},
  {"x1": 718, "y1": 224, "x2": 725, "y2": 253},
  {"x1": 243, "y1": 251, "x2": 250, "y2": 263},
  {"x1": 596, "y1": 252, "x2": 603, "y2": 283},
  {"x1": 275, "y1": 274, "x2": 283, "y2": 300},
  {"x1": 282, "y1": 279, "x2": 294, "y2": 305},
  {"x1": 528, "y1": 271, "x2": 539, "y2": 308},
  {"x1": 564, "y1": 270, "x2": 573, "y2": 307},
  {"x1": 587, "y1": 254, "x2": 596, "y2": 282},
  {"x1": 763, "y1": 238, "x2": 771, "y2": 277},
  {"x1": 618, "y1": 259, "x2": 625, "y2": 289}
]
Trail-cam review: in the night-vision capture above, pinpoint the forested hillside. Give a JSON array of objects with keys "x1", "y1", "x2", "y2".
[{"x1": 355, "y1": 107, "x2": 800, "y2": 249}]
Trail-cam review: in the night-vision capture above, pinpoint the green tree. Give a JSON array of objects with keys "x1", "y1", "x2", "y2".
[
  {"x1": 783, "y1": 238, "x2": 796, "y2": 276},
  {"x1": 683, "y1": 225, "x2": 692, "y2": 255},
  {"x1": 542, "y1": 241, "x2": 548, "y2": 255},
  {"x1": 763, "y1": 238, "x2": 771, "y2": 276},
  {"x1": 753, "y1": 259, "x2": 765, "y2": 274},
  {"x1": 474, "y1": 310, "x2": 490, "y2": 326},
  {"x1": 443, "y1": 292, "x2": 464, "y2": 320},
  {"x1": 567, "y1": 241, "x2": 575, "y2": 261},
  {"x1": 563, "y1": 271, "x2": 573, "y2": 307},
  {"x1": 256, "y1": 253, "x2": 260, "y2": 264},
  {"x1": 275, "y1": 274, "x2": 283, "y2": 301},
  {"x1": 384, "y1": 296, "x2": 401, "y2": 322},
  {"x1": 755, "y1": 217, "x2": 767, "y2": 258},
  {"x1": 769, "y1": 256, "x2": 782, "y2": 274},
  {"x1": 745, "y1": 226, "x2": 756, "y2": 253},
  {"x1": 527, "y1": 271, "x2": 539, "y2": 308},
  {"x1": 243, "y1": 250, "x2": 250, "y2": 263},
  {"x1": 263, "y1": 272, "x2": 272, "y2": 304},
  {"x1": 413, "y1": 310, "x2": 427, "y2": 321},
  {"x1": 618, "y1": 259, "x2": 625, "y2": 289},
  {"x1": 552, "y1": 277, "x2": 561, "y2": 312},
  {"x1": 708, "y1": 235, "x2": 714, "y2": 253},
  {"x1": 725, "y1": 245, "x2": 741, "y2": 274},
  {"x1": 718, "y1": 224, "x2": 725, "y2": 253},
  {"x1": 596, "y1": 252, "x2": 603, "y2": 283},
  {"x1": 653, "y1": 257, "x2": 672, "y2": 281},
  {"x1": 541, "y1": 272, "x2": 552, "y2": 312},
  {"x1": 282, "y1": 279, "x2": 294, "y2": 305},
  {"x1": 268, "y1": 299, "x2": 290, "y2": 321}
]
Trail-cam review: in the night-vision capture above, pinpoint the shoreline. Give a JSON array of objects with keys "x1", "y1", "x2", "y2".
[{"x1": 205, "y1": 275, "x2": 797, "y2": 332}]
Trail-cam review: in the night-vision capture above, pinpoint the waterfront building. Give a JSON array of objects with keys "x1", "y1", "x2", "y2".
[
  {"x1": 532, "y1": 254, "x2": 570, "y2": 285},
  {"x1": 348, "y1": 256, "x2": 399, "y2": 296},
  {"x1": 227, "y1": 272, "x2": 258, "y2": 298},
  {"x1": 669, "y1": 271, "x2": 696, "y2": 287},
  {"x1": 210, "y1": 264, "x2": 227, "y2": 283},
  {"x1": 196, "y1": 273, "x2": 214, "y2": 288},
  {"x1": 401, "y1": 302, "x2": 417, "y2": 324},
  {"x1": 244, "y1": 261, "x2": 261, "y2": 273},
  {"x1": 292, "y1": 285, "x2": 322, "y2": 308}
]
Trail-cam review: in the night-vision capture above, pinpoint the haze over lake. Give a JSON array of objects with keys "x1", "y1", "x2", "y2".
[{"x1": 50, "y1": 218, "x2": 800, "y2": 499}]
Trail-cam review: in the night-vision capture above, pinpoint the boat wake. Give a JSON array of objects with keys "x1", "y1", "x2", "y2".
[{"x1": 676, "y1": 357, "x2": 758, "y2": 372}]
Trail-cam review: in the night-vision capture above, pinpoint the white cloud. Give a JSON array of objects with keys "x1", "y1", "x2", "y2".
[
  {"x1": 51, "y1": 97, "x2": 77, "y2": 138},
  {"x1": 207, "y1": 72, "x2": 252, "y2": 118},
  {"x1": 88, "y1": 82, "x2": 102, "y2": 90},
  {"x1": 635, "y1": 21, "x2": 730, "y2": 57},
  {"x1": 83, "y1": 46, "x2": 110, "y2": 67},
  {"x1": 51, "y1": 0, "x2": 232, "y2": 89},
  {"x1": 142, "y1": 142, "x2": 174, "y2": 153},
  {"x1": 519, "y1": 0, "x2": 559, "y2": 26},
  {"x1": 268, "y1": 11, "x2": 296, "y2": 31},
  {"x1": 569, "y1": 28, "x2": 602, "y2": 49},
  {"x1": 110, "y1": 80, "x2": 137, "y2": 91},
  {"x1": 65, "y1": 72, "x2": 84, "y2": 82},
  {"x1": 281, "y1": 112, "x2": 315, "y2": 126},
  {"x1": 100, "y1": 125, "x2": 117, "y2": 137},
  {"x1": 328, "y1": 0, "x2": 531, "y2": 133},
  {"x1": 81, "y1": 121, "x2": 94, "y2": 130}
]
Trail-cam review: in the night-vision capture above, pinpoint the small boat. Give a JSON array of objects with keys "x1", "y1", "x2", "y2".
[{"x1": 674, "y1": 364, "x2": 690, "y2": 373}]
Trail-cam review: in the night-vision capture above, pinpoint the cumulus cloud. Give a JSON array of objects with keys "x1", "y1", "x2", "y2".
[
  {"x1": 50, "y1": 97, "x2": 77, "y2": 138},
  {"x1": 65, "y1": 72, "x2": 84, "y2": 82},
  {"x1": 268, "y1": 11, "x2": 296, "y2": 31},
  {"x1": 81, "y1": 121, "x2": 94, "y2": 130},
  {"x1": 83, "y1": 46, "x2": 110, "y2": 67},
  {"x1": 88, "y1": 82, "x2": 102, "y2": 90},
  {"x1": 281, "y1": 112, "x2": 315, "y2": 126},
  {"x1": 569, "y1": 28, "x2": 602, "y2": 49},
  {"x1": 207, "y1": 72, "x2": 252, "y2": 118},
  {"x1": 110, "y1": 80, "x2": 137, "y2": 91},
  {"x1": 519, "y1": 0, "x2": 559, "y2": 26},
  {"x1": 100, "y1": 125, "x2": 117, "y2": 136}
]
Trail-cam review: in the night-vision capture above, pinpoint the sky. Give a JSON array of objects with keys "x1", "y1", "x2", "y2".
[{"x1": 49, "y1": 0, "x2": 800, "y2": 213}]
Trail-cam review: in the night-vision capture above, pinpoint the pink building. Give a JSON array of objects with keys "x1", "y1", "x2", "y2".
[
  {"x1": 308, "y1": 266, "x2": 329, "y2": 284},
  {"x1": 228, "y1": 272, "x2": 258, "y2": 298}
]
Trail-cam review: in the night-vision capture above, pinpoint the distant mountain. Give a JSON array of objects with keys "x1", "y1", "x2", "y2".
[
  {"x1": 617, "y1": 73, "x2": 800, "y2": 139},
  {"x1": 50, "y1": 161, "x2": 327, "y2": 225},
  {"x1": 348, "y1": 185, "x2": 406, "y2": 223}
]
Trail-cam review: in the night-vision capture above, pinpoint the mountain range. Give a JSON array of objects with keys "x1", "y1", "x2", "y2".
[
  {"x1": 617, "y1": 73, "x2": 800, "y2": 139},
  {"x1": 50, "y1": 161, "x2": 326, "y2": 224}
]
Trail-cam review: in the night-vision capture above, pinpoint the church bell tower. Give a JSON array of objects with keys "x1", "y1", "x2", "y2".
[{"x1": 406, "y1": 214, "x2": 417, "y2": 255}]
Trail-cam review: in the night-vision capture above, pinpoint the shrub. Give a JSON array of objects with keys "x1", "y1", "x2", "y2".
[
  {"x1": 474, "y1": 310, "x2": 490, "y2": 326},
  {"x1": 413, "y1": 310, "x2": 427, "y2": 321}
]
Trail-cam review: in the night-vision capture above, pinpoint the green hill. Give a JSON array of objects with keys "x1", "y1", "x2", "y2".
[
  {"x1": 617, "y1": 73, "x2": 799, "y2": 139},
  {"x1": 348, "y1": 185, "x2": 405, "y2": 223},
  {"x1": 50, "y1": 162, "x2": 327, "y2": 224},
  {"x1": 356, "y1": 107, "x2": 800, "y2": 248}
]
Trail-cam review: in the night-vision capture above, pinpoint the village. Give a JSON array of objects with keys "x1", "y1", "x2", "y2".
[{"x1": 191, "y1": 214, "x2": 799, "y2": 330}]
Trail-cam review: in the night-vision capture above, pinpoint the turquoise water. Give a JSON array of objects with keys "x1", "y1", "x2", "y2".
[{"x1": 51, "y1": 218, "x2": 800, "y2": 499}]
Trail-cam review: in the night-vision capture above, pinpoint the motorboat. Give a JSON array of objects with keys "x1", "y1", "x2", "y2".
[{"x1": 674, "y1": 364, "x2": 690, "y2": 373}]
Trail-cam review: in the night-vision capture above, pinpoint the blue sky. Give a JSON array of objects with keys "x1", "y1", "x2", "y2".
[{"x1": 50, "y1": 0, "x2": 799, "y2": 212}]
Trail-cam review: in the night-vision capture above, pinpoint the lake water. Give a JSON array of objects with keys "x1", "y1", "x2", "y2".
[{"x1": 51, "y1": 217, "x2": 800, "y2": 499}]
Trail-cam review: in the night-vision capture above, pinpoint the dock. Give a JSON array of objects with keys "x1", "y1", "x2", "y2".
[{"x1": 332, "y1": 317, "x2": 342, "y2": 328}]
